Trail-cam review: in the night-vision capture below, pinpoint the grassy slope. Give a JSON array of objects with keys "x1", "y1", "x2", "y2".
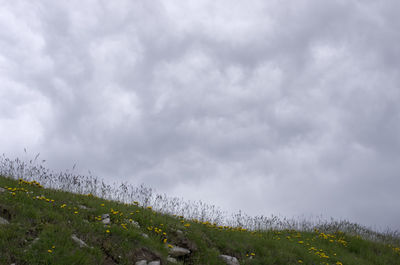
[{"x1": 0, "y1": 175, "x2": 399, "y2": 265}]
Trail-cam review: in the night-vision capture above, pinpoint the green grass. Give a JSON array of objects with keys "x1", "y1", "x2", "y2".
[{"x1": 1, "y1": 175, "x2": 399, "y2": 265}]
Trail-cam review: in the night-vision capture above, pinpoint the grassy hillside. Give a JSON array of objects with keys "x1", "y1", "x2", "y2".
[{"x1": 1, "y1": 175, "x2": 399, "y2": 265}]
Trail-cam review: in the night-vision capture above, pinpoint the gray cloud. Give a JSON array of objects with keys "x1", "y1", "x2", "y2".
[{"x1": 1, "y1": 0, "x2": 400, "y2": 230}]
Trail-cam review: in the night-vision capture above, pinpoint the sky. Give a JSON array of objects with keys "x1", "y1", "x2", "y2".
[{"x1": 1, "y1": 0, "x2": 400, "y2": 231}]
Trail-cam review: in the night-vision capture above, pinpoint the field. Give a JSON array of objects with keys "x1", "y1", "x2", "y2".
[{"x1": 0, "y1": 155, "x2": 399, "y2": 264}]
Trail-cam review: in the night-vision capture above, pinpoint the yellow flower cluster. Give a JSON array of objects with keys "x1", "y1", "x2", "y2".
[
  {"x1": 274, "y1": 230, "x2": 304, "y2": 242},
  {"x1": 188, "y1": 219, "x2": 248, "y2": 232},
  {"x1": 146, "y1": 224, "x2": 169, "y2": 245},
  {"x1": 336, "y1": 238, "x2": 348, "y2": 247},
  {"x1": 94, "y1": 215, "x2": 102, "y2": 221},
  {"x1": 317, "y1": 232, "x2": 347, "y2": 247},
  {"x1": 390, "y1": 245, "x2": 400, "y2": 255},
  {"x1": 18, "y1": 178, "x2": 43, "y2": 188},
  {"x1": 47, "y1": 245, "x2": 55, "y2": 253},
  {"x1": 309, "y1": 246, "x2": 329, "y2": 259},
  {"x1": 33, "y1": 195, "x2": 55, "y2": 203},
  {"x1": 6, "y1": 186, "x2": 30, "y2": 197},
  {"x1": 110, "y1": 208, "x2": 124, "y2": 217},
  {"x1": 7, "y1": 186, "x2": 29, "y2": 193},
  {"x1": 309, "y1": 246, "x2": 340, "y2": 263}
]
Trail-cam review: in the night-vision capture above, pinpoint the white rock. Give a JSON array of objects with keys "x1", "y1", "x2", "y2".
[
  {"x1": 135, "y1": 260, "x2": 147, "y2": 265},
  {"x1": 148, "y1": 261, "x2": 160, "y2": 265},
  {"x1": 0, "y1": 187, "x2": 6, "y2": 192},
  {"x1": 141, "y1": 233, "x2": 149, "y2": 238},
  {"x1": 0, "y1": 217, "x2": 9, "y2": 225},
  {"x1": 102, "y1": 213, "x2": 110, "y2": 219},
  {"x1": 102, "y1": 214, "x2": 111, "y2": 224},
  {"x1": 71, "y1": 234, "x2": 89, "y2": 248},
  {"x1": 219, "y1": 255, "x2": 240, "y2": 265},
  {"x1": 78, "y1": 205, "x2": 89, "y2": 210},
  {"x1": 167, "y1": 256, "x2": 178, "y2": 263},
  {"x1": 169, "y1": 246, "x2": 190, "y2": 257}
]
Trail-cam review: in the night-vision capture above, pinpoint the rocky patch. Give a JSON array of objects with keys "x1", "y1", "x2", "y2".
[
  {"x1": 0, "y1": 216, "x2": 9, "y2": 225},
  {"x1": 128, "y1": 247, "x2": 163, "y2": 265},
  {"x1": 102, "y1": 213, "x2": 111, "y2": 224},
  {"x1": 168, "y1": 245, "x2": 190, "y2": 257},
  {"x1": 71, "y1": 234, "x2": 90, "y2": 248},
  {"x1": 219, "y1": 254, "x2": 240, "y2": 265},
  {"x1": 170, "y1": 229, "x2": 197, "y2": 252}
]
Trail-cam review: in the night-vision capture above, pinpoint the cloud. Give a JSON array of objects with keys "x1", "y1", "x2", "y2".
[{"x1": 1, "y1": 0, "x2": 400, "y2": 230}]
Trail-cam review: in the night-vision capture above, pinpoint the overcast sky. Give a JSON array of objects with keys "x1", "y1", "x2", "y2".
[{"x1": 1, "y1": 0, "x2": 400, "y2": 231}]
